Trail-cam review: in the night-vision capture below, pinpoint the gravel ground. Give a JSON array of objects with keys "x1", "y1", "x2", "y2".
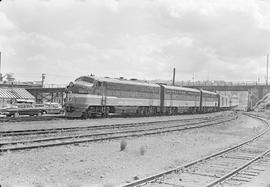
[
  {"x1": 0, "y1": 112, "x2": 266, "y2": 187},
  {"x1": 245, "y1": 167, "x2": 270, "y2": 187}
]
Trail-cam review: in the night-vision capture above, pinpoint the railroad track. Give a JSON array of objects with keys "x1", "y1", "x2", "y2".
[
  {"x1": 121, "y1": 113, "x2": 270, "y2": 187},
  {"x1": 0, "y1": 116, "x2": 221, "y2": 137},
  {"x1": 0, "y1": 111, "x2": 232, "y2": 124},
  {"x1": 0, "y1": 115, "x2": 236, "y2": 152}
]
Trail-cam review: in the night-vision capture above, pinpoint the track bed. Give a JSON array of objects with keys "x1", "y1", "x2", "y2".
[{"x1": 0, "y1": 112, "x2": 265, "y2": 186}]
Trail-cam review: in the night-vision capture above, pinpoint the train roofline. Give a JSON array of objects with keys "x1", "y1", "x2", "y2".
[
  {"x1": 78, "y1": 75, "x2": 160, "y2": 88},
  {"x1": 162, "y1": 85, "x2": 200, "y2": 93},
  {"x1": 201, "y1": 89, "x2": 218, "y2": 95}
]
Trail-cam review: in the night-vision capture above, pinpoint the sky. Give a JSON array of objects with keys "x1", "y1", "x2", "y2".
[{"x1": 1, "y1": 0, "x2": 270, "y2": 84}]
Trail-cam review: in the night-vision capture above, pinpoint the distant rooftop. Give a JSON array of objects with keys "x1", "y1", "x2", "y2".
[
  {"x1": 0, "y1": 81, "x2": 67, "y2": 88},
  {"x1": 0, "y1": 81, "x2": 42, "y2": 88},
  {"x1": 0, "y1": 87, "x2": 35, "y2": 100}
]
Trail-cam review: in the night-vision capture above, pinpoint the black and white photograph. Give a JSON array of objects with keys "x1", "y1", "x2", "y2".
[{"x1": 1, "y1": 0, "x2": 270, "y2": 186}]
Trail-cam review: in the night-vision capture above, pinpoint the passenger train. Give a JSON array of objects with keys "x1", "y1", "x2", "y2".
[{"x1": 65, "y1": 76, "x2": 237, "y2": 118}]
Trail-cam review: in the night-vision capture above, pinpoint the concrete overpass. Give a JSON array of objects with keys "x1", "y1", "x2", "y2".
[{"x1": 185, "y1": 84, "x2": 270, "y2": 110}]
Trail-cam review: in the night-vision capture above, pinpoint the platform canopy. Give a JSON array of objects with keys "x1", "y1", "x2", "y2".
[{"x1": 0, "y1": 87, "x2": 35, "y2": 100}]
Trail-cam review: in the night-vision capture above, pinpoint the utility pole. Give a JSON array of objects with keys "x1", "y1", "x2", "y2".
[
  {"x1": 41, "y1": 73, "x2": 46, "y2": 88},
  {"x1": 192, "y1": 73, "x2": 195, "y2": 86},
  {"x1": 267, "y1": 54, "x2": 269, "y2": 86},
  {"x1": 172, "y1": 68, "x2": 175, "y2": 86}
]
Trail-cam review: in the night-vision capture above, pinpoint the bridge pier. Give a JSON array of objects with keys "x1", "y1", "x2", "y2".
[{"x1": 247, "y1": 86, "x2": 270, "y2": 110}]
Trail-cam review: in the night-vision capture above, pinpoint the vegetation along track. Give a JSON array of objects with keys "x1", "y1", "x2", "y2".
[
  {"x1": 0, "y1": 114, "x2": 236, "y2": 152},
  {"x1": 121, "y1": 113, "x2": 270, "y2": 187}
]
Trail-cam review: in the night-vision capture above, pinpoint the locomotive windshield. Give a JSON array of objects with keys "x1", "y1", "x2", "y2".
[
  {"x1": 67, "y1": 76, "x2": 94, "y2": 94},
  {"x1": 75, "y1": 76, "x2": 94, "y2": 83}
]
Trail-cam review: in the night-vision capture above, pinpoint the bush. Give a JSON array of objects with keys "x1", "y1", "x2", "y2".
[
  {"x1": 140, "y1": 146, "x2": 145, "y2": 155},
  {"x1": 120, "y1": 140, "x2": 127, "y2": 151}
]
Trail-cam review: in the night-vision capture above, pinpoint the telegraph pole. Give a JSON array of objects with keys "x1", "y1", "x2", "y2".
[
  {"x1": 41, "y1": 73, "x2": 46, "y2": 88},
  {"x1": 172, "y1": 68, "x2": 175, "y2": 86},
  {"x1": 267, "y1": 54, "x2": 269, "y2": 85},
  {"x1": 192, "y1": 73, "x2": 195, "y2": 86}
]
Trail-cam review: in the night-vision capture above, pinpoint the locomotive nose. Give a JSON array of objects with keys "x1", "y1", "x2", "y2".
[
  {"x1": 67, "y1": 81, "x2": 92, "y2": 94},
  {"x1": 68, "y1": 82, "x2": 74, "y2": 88}
]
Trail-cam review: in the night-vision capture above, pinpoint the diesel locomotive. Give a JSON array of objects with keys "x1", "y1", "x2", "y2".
[{"x1": 65, "y1": 76, "x2": 235, "y2": 118}]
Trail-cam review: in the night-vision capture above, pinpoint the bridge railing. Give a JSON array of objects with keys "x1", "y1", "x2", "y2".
[
  {"x1": 43, "y1": 84, "x2": 67, "y2": 88},
  {"x1": 179, "y1": 81, "x2": 268, "y2": 87}
]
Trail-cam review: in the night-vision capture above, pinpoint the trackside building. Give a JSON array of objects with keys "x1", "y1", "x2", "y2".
[{"x1": 0, "y1": 87, "x2": 35, "y2": 108}]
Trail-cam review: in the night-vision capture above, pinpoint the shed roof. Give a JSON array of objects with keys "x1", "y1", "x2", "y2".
[{"x1": 0, "y1": 88, "x2": 35, "y2": 100}]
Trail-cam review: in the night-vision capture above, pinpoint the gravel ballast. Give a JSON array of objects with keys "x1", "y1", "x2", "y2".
[{"x1": 0, "y1": 112, "x2": 266, "y2": 186}]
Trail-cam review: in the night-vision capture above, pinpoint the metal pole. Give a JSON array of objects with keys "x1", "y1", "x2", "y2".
[
  {"x1": 192, "y1": 73, "x2": 195, "y2": 86},
  {"x1": 41, "y1": 73, "x2": 45, "y2": 88},
  {"x1": 267, "y1": 54, "x2": 269, "y2": 86},
  {"x1": 172, "y1": 68, "x2": 175, "y2": 86}
]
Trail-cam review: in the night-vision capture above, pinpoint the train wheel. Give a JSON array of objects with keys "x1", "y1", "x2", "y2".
[
  {"x1": 174, "y1": 107, "x2": 178, "y2": 115},
  {"x1": 139, "y1": 107, "x2": 145, "y2": 116},
  {"x1": 145, "y1": 107, "x2": 149, "y2": 116},
  {"x1": 169, "y1": 108, "x2": 173, "y2": 115},
  {"x1": 153, "y1": 107, "x2": 157, "y2": 115},
  {"x1": 14, "y1": 112, "x2": 19, "y2": 118},
  {"x1": 81, "y1": 112, "x2": 88, "y2": 119},
  {"x1": 142, "y1": 107, "x2": 147, "y2": 116}
]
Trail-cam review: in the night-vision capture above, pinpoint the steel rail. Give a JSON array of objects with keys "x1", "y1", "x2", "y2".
[
  {"x1": 0, "y1": 117, "x2": 231, "y2": 146},
  {"x1": 204, "y1": 149, "x2": 270, "y2": 187},
  {"x1": 0, "y1": 116, "x2": 211, "y2": 136},
  {"x1": 121, "y1": 113, "x2": 269, "y2": 187},
  {"x1": 0, "y1": 112, "x2": 227, "y2": 124},
  {"x1": 0, "y1": 117, "x2": 235, "y2": 152}
]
